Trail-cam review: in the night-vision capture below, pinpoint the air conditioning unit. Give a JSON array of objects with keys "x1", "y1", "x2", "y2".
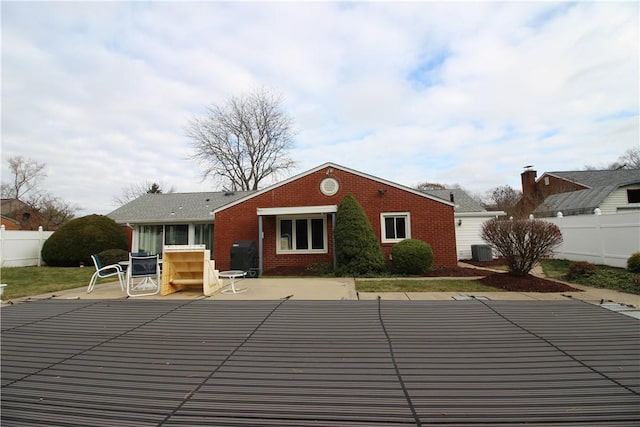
[{"x1": 471, "y1": 245, "x2": 493, "y2": 262}]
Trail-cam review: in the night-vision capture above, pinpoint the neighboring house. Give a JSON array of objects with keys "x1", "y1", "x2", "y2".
[
  {"x1": 0, "y1": 199, "x2": 52, "y2": 230},
  {"x1": 108, "y1": 191, "x2": 252, "y2": 257},
  {"x1": 212, "y1": 163, "x2": 458, "y2": 272},
  {"x1": 423, "y1": 189, "x2": 506, "y2": 260},
  {"x1": 108, "y1": 163, "x2": 460, "y2": 273},
  {"x1": 516, "y1": 168, "x2": 640, "y2": 217},
  {"x1": 1, "y1": 215, "x2": 21, "y2": 230}
]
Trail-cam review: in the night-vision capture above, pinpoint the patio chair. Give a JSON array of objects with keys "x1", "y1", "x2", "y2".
[
  {"x1": 87, "y1": 254, "x2": 125, "y2": 293},
  {"x1": 126, "y1": 254, "x2": 161, "y2": 297}
]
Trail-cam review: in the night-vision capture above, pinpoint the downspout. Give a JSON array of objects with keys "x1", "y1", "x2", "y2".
[
  {"x1": 258, "y1": 215, "x2": 263, "y2": 276},
  {"x1": 332, "y1": 212, "x2": 337, "y2": 271}
]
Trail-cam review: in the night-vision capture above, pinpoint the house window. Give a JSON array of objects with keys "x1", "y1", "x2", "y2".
[
  {"x1": 194, "y1": 223, "x2": 213, "y2": 257},
  {"x1": 165, "y1": 224, "x2": 188, "y2": 246},
  {"x1": 381, "y1": 212, "x2": 411, "y2": 243},
  {"x1": 627, "y1": 189, "x2": 640, "y2": 204},
  {"x1": 138, "y1": 225, "x2": 163, "y2": 255},
  {"x1": 277, "y1": 215, "x2": 327, "y2": 253}
]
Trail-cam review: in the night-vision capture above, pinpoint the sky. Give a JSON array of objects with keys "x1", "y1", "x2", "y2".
[{"x1": 2, "y1": 1, "x2": 638, "y2": 217}]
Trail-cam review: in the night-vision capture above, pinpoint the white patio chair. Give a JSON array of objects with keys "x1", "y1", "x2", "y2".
[
  {"x1": 87, "y1": 254, "x2": 125, "y2": 293},
  {"x1": 126, "y1": 254, "x2": 161, "y2": 297}
]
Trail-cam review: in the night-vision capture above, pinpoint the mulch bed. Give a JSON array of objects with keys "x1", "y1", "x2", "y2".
[
  {"x1": 263, "y1": 260, "x2": 581, "y2": 293},
  {"x1": 477, "y1": 272, "x2": 579, "y2": 292}
]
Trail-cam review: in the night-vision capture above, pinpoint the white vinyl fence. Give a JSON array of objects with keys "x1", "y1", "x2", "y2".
[
  {"x1": 543, "y1": 211, "x2": 640, "y2": 268},
  {"x1": 0, "y1": 225, "x2": 54, "y2": 268}
]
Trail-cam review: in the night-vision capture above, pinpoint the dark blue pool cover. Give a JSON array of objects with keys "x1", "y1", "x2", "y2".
[{"x1": 2, "y1": 299, "x2": 639, "y2": 426}]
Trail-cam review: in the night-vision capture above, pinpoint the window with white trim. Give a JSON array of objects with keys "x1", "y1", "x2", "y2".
[
  {"x1": 277, "y1": 215, "x2": 328, "y2": 253},
  {"x1": 381, "y1": 212, "x2": 410, "y2": 243}
]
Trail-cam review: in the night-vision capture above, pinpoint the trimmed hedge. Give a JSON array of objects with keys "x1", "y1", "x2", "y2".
[
  {"x1": 98, "y1": 249, "x2": 130, "y2": 266},
  {"x1": 391, "y1": 239, "x2": 434, "y2": 275},
  {"x1": 41, "y1": 215, "x2": 129, "y2": 267}
]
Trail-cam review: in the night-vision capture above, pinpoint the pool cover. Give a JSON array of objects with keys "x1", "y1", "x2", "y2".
[{"x1": 2, "y1": 299, "x2": 639, "y2": 426}]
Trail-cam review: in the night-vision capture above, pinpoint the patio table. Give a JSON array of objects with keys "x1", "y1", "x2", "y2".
[{"x1": 219, "y1": 270, "x2": 247, "y2": 294}]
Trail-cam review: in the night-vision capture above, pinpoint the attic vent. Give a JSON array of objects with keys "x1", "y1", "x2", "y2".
[
  {"x1": 224, "y1": 191, "x2": 235, "y2": 196},
  {"x1": 320, "y1": 178, "x2": 339, "y2": 196}
]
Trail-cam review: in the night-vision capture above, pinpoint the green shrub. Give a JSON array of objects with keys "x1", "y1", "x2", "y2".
[
  {"x1": 41, "y1": 215, "x2": 129, "y2": 267},
  {"x1": 391, "y1": 239, "x2": 434, "y2": 275},
  {"x1": 334, "y1": 193, "x2": 386, "y2": 276},
  {"x1": 98, "y1": 249, "x2": 129, "y2": 266},
  {"x1": 566, "y1": 261, "x2": 597, "y2": 280},
  {"x1": 627, "y1": 252, "x2": 640, "y2": 273}
]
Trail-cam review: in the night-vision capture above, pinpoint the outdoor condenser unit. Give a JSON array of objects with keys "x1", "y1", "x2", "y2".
[{"x1": 471, "y1": 244, "x2": 493, "y2": 262}]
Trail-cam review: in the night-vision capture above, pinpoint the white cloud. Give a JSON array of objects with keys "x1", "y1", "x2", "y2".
[{"x1": 1, "y1": 2, "x2": 638, "y2": 216}]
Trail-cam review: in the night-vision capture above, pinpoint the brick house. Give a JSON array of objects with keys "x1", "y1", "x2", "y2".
[
  {"x1": 212, "y1": 163, "x2": 458, "y2": 273},
  {"x1": 0, "y1": 199, "x2": 52, "y2": 230},
  {"x1": 516, "y1": 167, "x2": 640, "y2": 217}
]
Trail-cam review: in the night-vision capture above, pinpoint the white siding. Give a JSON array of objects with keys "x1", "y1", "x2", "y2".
[
  {"x1": 454, "y1": 214, "x2": 503, "y2": 260},
  {"x1": 599, "y1": 185, "x2": 640, "y2": 214}
]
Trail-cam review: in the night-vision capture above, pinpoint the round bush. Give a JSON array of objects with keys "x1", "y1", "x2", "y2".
[
  {"x1": 98, "y1": 248, "x2": 130, "y2": 266},
  {"x1": 391, "y1": 239, "x2": 434, "y2": 275},
  {"x1": 627, "y1": 252, "x2": 640, "y2": 273},
  {"x1": 41, "y1": 215, "x2": 129, "y2": 267}
]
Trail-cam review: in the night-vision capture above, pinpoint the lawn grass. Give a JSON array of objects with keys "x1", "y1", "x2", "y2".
[
  {"x1": 1, "y1": 266, "x2": 104, "y2": 299},
  {"x1": 356, "y1": 279, "x2": 499, "y2": 293},
  {"x1": 540, "y1": 259, "x2": 640, "y2": 295}
]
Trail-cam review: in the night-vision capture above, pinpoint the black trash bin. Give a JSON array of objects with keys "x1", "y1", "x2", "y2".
[{"x1": 230, "y1": 240, "x2": 260, "y2": 277}]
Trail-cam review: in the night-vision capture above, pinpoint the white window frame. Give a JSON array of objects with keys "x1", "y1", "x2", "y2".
[
  {"x1": 276, "y1": 214, "x2": 328, "y2": 254},
  {"x1": 381, "y1": 212, "x2": 411, "y2": 243}
]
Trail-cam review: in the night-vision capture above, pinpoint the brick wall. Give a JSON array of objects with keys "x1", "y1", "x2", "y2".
[{"x1": 213, "y1": 166, "x2": 457, "y2": 271}]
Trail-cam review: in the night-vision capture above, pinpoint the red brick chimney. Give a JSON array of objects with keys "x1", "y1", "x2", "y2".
[
  {"x1": 521, "y1": 166, "x2": 537, "y2": 198},
  {"x1": 520, "y1": 166, "x2": 538, "y2": 214}
]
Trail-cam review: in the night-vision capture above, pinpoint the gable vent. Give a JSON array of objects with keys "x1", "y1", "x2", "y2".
[{"x1": 320, "y1": 178, "x2": 339, "y2": 196}]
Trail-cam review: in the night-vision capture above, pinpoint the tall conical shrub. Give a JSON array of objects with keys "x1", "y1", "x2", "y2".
[{"x1": 334, "y1": 193, "x2": 386, "y2": 276}]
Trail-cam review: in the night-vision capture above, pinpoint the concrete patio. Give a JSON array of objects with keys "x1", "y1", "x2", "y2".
[{"x1": 7, "y1": 274, "x2": 639, "y2": 317}]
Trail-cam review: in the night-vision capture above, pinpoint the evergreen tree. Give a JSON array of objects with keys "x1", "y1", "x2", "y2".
[{"x1": 334, "y1": 193, "x2": 386, "y2": 276}]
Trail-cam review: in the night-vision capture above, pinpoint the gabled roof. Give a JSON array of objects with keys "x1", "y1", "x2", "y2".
[
  {"x1": 213, "y1": 162, "x2": 455, "y2": 214},
  {"x1": 1, "y1": 198, "x2": 31, "y2": 214},
  {"x1": 107, "y1": 191, "x2": 254, "y2": 224},
  {"x1": 534, "y1": 169, "x2": 640, "y2": 215},
  {"x1": 422, "y1": 189, "x2": 485, "y2": 213}
]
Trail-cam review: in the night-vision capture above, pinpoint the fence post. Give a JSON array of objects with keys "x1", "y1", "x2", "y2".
[
  {"x1": 37, "y1": 226, "x2": 44, "y2": 267},
  {"x1": 595, "y1": 211, "x2": 605, "y2": 265},
  {"x1": 0, "y1": 224, "x2": 5, "y2": 268}
]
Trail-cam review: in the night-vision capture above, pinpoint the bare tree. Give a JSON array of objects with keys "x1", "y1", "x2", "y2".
[
  {"x1": 482, "y1": 185, "x2": 522, "y2": 216},
  {"x1": 584, "y1": 147, "x2": 640, "y2": 170},
  {"x1": 612, "y1": 147, "x2": 640, "y2": 169},
  {"x1": 113, "y1": 181, "x2": 176, "y2": 205},
  {"x1": 1, "y1": 155, "x2": 79, "y2": 228},
  {"x1": 39, "y1": 195, "x2": 77, "y2": 229},
  {"x1": 186, "y1": 87, "x2": 296, "y2": 191},
  {"x1": 414, "y1": 181, "x2": 447, "y2": 190},
  {"x1": 481, "y1": 218, "x2": 563, "y2": 277},
  {"x1": 1, "y1": 156, "x2": 47, "y2": 201}
]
